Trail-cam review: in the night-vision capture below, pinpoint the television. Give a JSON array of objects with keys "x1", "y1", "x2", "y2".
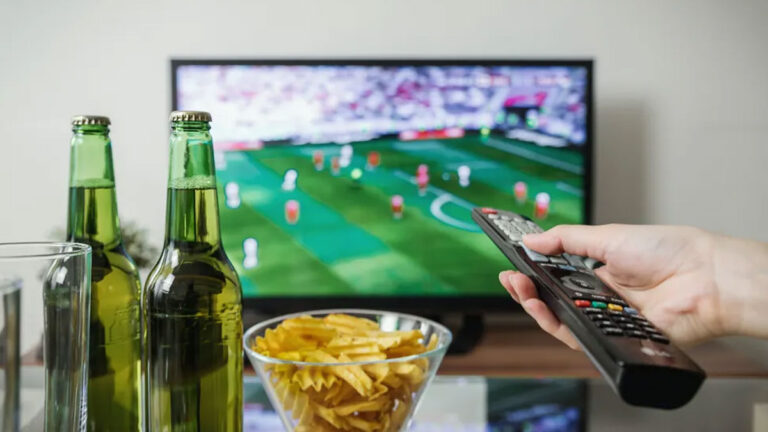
[{"x1": 171, "y1": 59, "x2": 593, "y2": 313}]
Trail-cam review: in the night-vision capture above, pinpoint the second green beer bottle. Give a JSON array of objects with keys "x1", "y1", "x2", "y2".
[
  {"x1": 144, "y1": 111, "x2": 243, "y2": 431},
  {"x1": 67, "y1": 115, "x2": 142, "y2": 431}
]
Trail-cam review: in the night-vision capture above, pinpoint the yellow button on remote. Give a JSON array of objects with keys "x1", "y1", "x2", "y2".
[{"x1": 608, "y1": 303, "x2": 623, "y2": 311}]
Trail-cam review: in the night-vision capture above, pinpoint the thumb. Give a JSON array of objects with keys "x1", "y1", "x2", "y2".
[{"x1": 523, "y1": 224, "x2": 620, "y2": 262}]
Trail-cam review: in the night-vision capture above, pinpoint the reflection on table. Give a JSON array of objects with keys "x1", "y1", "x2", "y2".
[{"x1": 244, "y1": 375, "x2": 586, "y2": 432}]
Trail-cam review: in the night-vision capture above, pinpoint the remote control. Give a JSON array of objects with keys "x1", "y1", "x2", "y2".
[{"x1": 472, "y1": 207, "x2": 705, "y2": 409}]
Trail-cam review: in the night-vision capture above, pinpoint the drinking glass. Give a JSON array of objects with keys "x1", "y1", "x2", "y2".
[{"x1": 0, "y1": 242, "x2": 91, "y2": 432}]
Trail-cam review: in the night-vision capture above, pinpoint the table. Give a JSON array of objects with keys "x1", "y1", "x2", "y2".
[
  {"x1": 438, "y1": 323, "x2": 768, "y2": 378},
  {"x1": 244, "y1": 375, "x2": 768, "y2": 432},
  {"x1": 241, "y1": 322, "x2": 768, "y2": 431},
  {"x1": 14, "y1": 367, "x2": 768, "y2": 431}
]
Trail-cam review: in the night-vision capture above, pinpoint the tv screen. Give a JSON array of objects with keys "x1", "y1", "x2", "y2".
[{"x1": 172, "y1": 60, "x2": 592, "y2": 310}]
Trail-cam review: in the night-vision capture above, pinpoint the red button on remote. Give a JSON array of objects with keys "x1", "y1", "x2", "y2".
[
  {"x1": 574, "y1": 300, "x2": 591, "y2": 308},
  {"x1": 481, "y1": 207, "x2": 498, "y2": 214}
]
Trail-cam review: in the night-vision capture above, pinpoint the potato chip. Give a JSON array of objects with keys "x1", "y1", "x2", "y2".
[
  {"x1": 346, "y1": 416, "x2": 381, "y2": 432},
  {"x1": 253, "y1": 313, "x2": 441, "y2": 431},
  {"x1": 324, "y1": 313, "x2": 379, "y2": 331},
  {"x1": 328, "y1": 336, "x2": 402, "y2": 351},
  {"x1": 333, "y1": 397, "x2": 387, "y2": 416}
]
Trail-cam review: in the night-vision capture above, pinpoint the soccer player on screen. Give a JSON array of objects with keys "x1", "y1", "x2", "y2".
[
  {"x1": 514, "y1": 181, "x2": 528, "y2": 204},
  {"x1": 534, "y1": 192, "x2": 550, "y2": 219},
  {"x1": 391, "y1": 195, "x2": 404, "y2": 219},
  {"x1": 285, "y1": 200, "x2": 300, "y2": 224},
  {"x1": 366, "y1": 151, "x2": 381, "y2": 170},
  {"x1": 312, "y1": 150, "x2": 324, "y2": 171}
]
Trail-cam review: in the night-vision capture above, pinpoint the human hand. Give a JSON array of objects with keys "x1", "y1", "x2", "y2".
[{"x1": 500, "y1": 224, "x2": 768, "y2": 349}]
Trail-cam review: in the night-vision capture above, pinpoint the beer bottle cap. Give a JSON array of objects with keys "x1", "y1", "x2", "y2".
[
  {"x1": 71, "y1": 115, "x2": 110, "y2": 126},
  {"x1": 170, "y1": 111, "x2": 212, "y2": 122}
]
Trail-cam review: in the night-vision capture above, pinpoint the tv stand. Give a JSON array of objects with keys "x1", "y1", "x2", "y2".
[{"x1": 429, "y1": 314, "x2": 485, "y2": 355}]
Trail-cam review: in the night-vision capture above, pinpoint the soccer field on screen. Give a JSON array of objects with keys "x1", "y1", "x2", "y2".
[{"x1": 216, "y1": 134, "x2": 584, "y2": 297}]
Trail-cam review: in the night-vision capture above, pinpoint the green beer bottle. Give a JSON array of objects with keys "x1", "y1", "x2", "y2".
[
  {"x1": 144, "y1": 111, "x2": 243, "y2": 431},
  {"x1": 66, "y1": 115, "x2": 142, "y2": 431}
]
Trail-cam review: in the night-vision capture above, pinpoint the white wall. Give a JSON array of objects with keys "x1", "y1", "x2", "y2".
[
  {"x1": 1, "y1": 1, "x2": 767, "y2": 427},
  {"x1": 1, "y1": 0, "x2": 767, "y2": 243}
]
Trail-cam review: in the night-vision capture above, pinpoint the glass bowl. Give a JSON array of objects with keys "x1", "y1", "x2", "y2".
[{"x1": 243, "y1": 309, "x2": 453, "y2": 432}]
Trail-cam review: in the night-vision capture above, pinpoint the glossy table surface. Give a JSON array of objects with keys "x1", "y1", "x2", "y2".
[
  {"x1": 14, "y1": 367, "x2": 768, "y2": 431},
  {"x1": 437, "y1": 323, "x2": 768, "y2": 378},
  {"x1": 243, "y1": 375, "x2": 768, "y2": 432}
]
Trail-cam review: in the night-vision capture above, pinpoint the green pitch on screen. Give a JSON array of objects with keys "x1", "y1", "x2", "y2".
[{"x1": 216, "y1": 135, "x2": 584, "y2": 297}]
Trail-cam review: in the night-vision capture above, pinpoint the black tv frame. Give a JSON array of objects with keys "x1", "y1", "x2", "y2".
[{"x1": 171, "y1": 58, "x2": 594, "y2": 315}]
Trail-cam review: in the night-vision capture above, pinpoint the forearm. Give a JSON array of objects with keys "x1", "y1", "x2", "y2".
[{"x1": 713, "y1": 233, "x2": 768, "y2": 339}]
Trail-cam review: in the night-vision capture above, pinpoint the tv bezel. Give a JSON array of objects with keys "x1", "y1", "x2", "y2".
[{"x1": 170, "y1": 58, "x2": 594, "y2": 314}]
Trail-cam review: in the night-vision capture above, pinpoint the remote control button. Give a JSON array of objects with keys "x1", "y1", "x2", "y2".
[
  {"x1": 625, "y1": 330, "x2": 647, "y2": 339},
  {"x1": 602, "y1": 327, "x2": 623, "y2": 336},
  {"x1": 643, "y1": 326, "x2": 660, "y2": 334},
  {"x1": 481, "y1": 208, "x2": 498, "y2": 214},
  {"x1": 650, "y1": 334, "x2": 670, "y2": 344},
  {"x1": 589, "y1": 313, "x2": 609, "y2": 321},
  {"x1": 548, "y1": 256, "x2": 568, "y2": 265},
  {"x1": 574, "y1": 300, "x2": 591, "y2": 308},
  {"x1": 511, "y1": 214, "x2": 524, "y2": 222},
  {"x1": 503, "y1": 224, "x2": 520, "y2": 233},
  {"x1": 500, "y1": 214, "x2": 511, "y2": 221},
  {"x1": 522, "y1": 246, "x2": 549, "y2": 263},
  {"x1": 610, "y1": 298, "x2": 628, "y2": 306},
  {"x1": 582, "y1": 307, "x2": 603, "y2": 314},
  {"x1": 612, "y1": 316, "x2": 632, "y2": 323},
  {"x1": 507, "y1": 232, "x2": 522, "y2": 242},
  {"x1": 557, "y1": 264, "x2": 577, "y2": 271},
  {"x1": 590, "y1": 294, "x2": 609, "y2": 302},
  {"x1": 591, "y1": 301, "x2": 607, "y2": 309},
  {"x1": 624, "y1": 307, "x2": 638, "y2": 315},
  {"x1": 570, "y1": 291, "x2": 589, "y2": 300},
  {"x1": 631, "y1": 316, "x2": 650, "y2": 324},
  {"x1": 607, "y1": 303, "x2": 623, "y2": 311},
  {"x1": 619, "y1": 323, "x2": 640, "y2": 330},
  {"x1": 523, "y1": 225, "x2": 541, "y2": 235},
  {"x1": 607, "y1": 310, "x2": 623, "y2": 317},
  {"x1": 563, "y1": 253, "x2": 586, "y2": 268},
  {"x1": 565, "y1": 278, "x2": 591, "y2": 290},
  {"x1": 488, "y1": 214, "x2": 499, "y2": 220},
  {"x1": 595, "y1": 320, "x2": 614, "y2": 328},
  {"x1": 512, "y1": 221, "x2": 529, "y2": 231},
  {"x1": 526, "y1": 221, "x2": 543, "y2": 233}
]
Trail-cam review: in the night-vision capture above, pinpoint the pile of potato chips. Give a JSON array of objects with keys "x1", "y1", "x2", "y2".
[{"x1": 253, "y1": 313, "x2": 439, "y2": 432}]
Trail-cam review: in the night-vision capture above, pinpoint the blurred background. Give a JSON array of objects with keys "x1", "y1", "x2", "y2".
[{"x1": 0, "y1": 0, "x2": 766, "y2": 243}]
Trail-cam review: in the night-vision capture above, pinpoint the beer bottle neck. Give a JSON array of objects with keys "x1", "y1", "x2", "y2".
[
  {"x1": 165, "y1": 121, "x2": 221, "y2": 247},
  {"x1": 67, "y1": 124, "x2": 121, "y2": 246}
]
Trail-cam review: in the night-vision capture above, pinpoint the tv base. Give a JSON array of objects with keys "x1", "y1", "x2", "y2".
[{"x1": 429, "y1": 314, "x2": 485, "y2": 355}]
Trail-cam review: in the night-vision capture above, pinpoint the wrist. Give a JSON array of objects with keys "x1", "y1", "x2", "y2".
[{"x1": 713, "y1": 233, "x2": 768, "y2": 339}]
